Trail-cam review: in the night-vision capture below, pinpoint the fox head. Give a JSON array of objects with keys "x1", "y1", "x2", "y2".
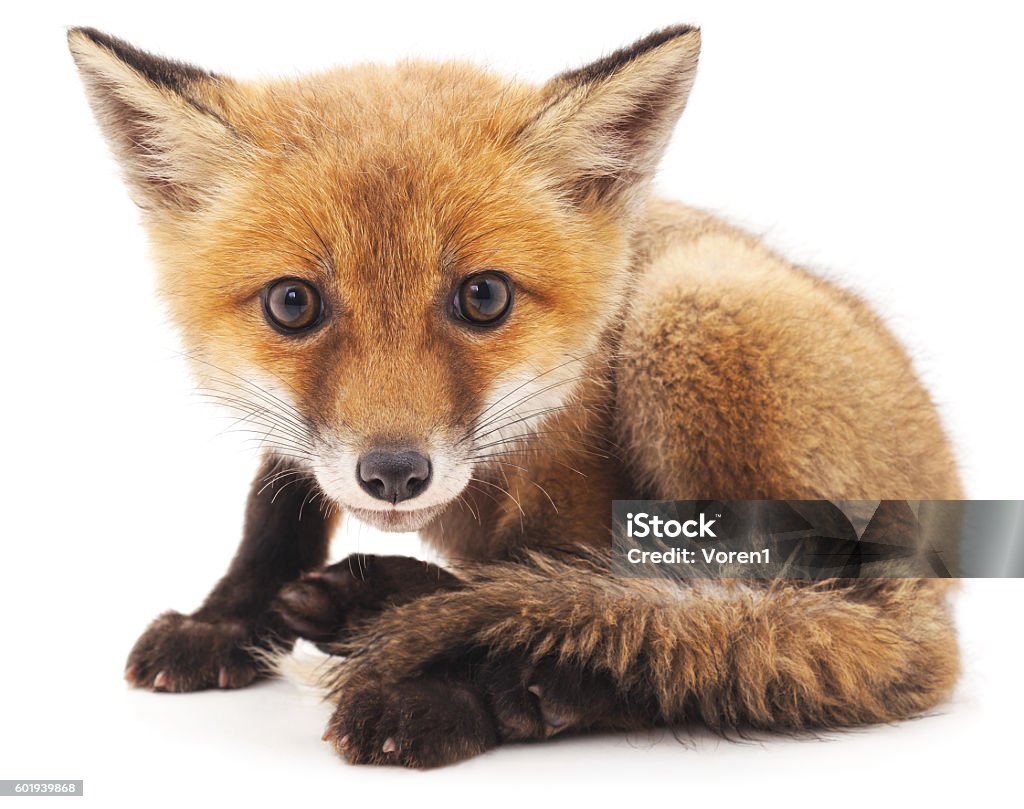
[{"x1": 69, "y1": 26, "x2": 700, "y2": 531}]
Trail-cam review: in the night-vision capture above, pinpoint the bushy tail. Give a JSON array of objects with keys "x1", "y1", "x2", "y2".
[{"x1": 320, "y1": 554, "x2": 959, "y2": 730}]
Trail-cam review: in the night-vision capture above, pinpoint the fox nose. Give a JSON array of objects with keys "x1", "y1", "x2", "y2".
[{"x1": 357, "y1": 449, "x2": 432, "y2": 504}]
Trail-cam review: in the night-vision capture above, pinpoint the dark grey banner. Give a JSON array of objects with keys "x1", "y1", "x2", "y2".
[{"x1": 611, "y1": 500, "x2": 1024, "y2": 578}]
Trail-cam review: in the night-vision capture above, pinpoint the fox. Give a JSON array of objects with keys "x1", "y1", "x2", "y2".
[{"x1": 69, "y1": 24, "x2": 962, "y2": 768}]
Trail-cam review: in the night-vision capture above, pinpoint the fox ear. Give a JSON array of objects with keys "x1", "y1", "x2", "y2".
[
  {"x1": 68, "y1": 28, "x2": 244, "y2": 215},
  {"x1": 520, "y1": 25, "x2": 700, "y2": 211}
]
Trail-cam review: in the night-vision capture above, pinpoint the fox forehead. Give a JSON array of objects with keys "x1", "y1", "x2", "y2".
[
  {"x1": 224, "y1": 58, "x2": 548, "y2": 257},
  {"x1": 170, "y1": 62, "x2": 597, "y2": 290},
  {"x1": 239, "y1": 61, "x2": 540, "y2": 149}
]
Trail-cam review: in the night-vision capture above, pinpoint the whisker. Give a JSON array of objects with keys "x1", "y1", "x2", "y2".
[
  {"x1": 470, "y1": 402, "x2": 586, "y2": 445},
  {"x1": 269, "y1": 476, "x2": 305, "y2": 504},
  {"x1": 454, "y1": 492, "x2": 481, "y2": 523},
  {"x1": 470, "y1": 428, "x2": 614, "y2": 456},
  {"x1": 478, "y1": 451, "x2": 591, "y2": 479},
  {"x1": 464, "y1": 482, "x2": 504, "y2": 507},
  {"x1": 468, "y1": 476, "x2": 525, "y2": 516},
  {"x1": 463, "y1": 353, "x2": 597, "y2": 442},
  {"x1": 198, "y1": 390, "x2": 314, "y2": 447},
  {"x1": 257, "y1": 468, "x2": 310, "y2": 496},
  {"x1": 195, "y1": 379, "x2": 313, "y2": 436},
  {"x1": 176, "y1": 349, "x2": 335, "y2": 430},
  {"x1": 466, "y1": 351, "x2": 593, "y2": 427},
  {"x1": 482, "y1": 460, "x2": 560, "y2": 513}
]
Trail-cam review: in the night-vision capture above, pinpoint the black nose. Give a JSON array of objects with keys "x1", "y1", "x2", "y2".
[{"x1": 356, "y1": 450, "x2": 432, "y2": 503}]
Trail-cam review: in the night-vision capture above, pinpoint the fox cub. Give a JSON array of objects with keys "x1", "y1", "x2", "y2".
[{"x1": 70, "y1": 25, "x2": 961, "y2": 768}]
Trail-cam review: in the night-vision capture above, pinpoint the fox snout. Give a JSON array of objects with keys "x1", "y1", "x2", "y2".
[
  {"x1": 356, "y1": 448, "x2": 433, "y2": 504},
  {"x1": 309, "y1": 426, "x2": 472, "y2": 532}
]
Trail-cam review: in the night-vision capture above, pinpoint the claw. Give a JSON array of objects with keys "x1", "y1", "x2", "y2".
[
  {"x1": 124, "y1": 665, "x2": 138, "y2": 685},
  {"x1": 153, "y1": 670, "x2": 168, "y2": 690},
  {"x1": 541, "y1": 710, "x2": 573, "y2": 736},
  {"x1": 528, "y1": 683, "x2": 575, "y2": 736},
  {"x1": 218, "y1": 667, "x2": 230, "y2": 689},
  {"x1": 382, "y1": 737, "x2": 397, "y2": 754}
]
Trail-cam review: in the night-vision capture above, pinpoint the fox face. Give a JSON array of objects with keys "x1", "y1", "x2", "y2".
[{"x1": 70, "y1": 27, "x2": 700, "y2": 531}]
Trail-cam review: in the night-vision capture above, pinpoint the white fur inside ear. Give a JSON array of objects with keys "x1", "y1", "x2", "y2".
[
  {"x1": 68, "y1": 28, "x2": 243, "y2": 213},
  {"x1": 520, "y1": 26, "x2": 700, "y2": 210}
]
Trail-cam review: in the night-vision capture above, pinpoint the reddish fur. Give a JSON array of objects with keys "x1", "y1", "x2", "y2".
[{"x1": 70, "y1": 25, "x2": 961, "y2": 766}]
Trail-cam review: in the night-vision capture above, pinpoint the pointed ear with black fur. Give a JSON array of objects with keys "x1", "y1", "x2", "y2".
[
  {"x1": 68, "y1": 27, "x2": 244, "y2": 215},
  {"x1": 520, "y1": 25, "x2": 701, "y2": 211}
]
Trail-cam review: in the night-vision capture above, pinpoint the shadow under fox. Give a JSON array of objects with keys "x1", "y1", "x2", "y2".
[{"x1": 69, "y1": 25, "x2": 961, "y2": 768}]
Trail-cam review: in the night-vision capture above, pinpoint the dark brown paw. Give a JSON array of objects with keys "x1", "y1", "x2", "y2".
[
  {"x1": 481, "y1": 654, "x2": 621, "y2": 740},
  {"x1": 124, "y1": 611, "x2": 269, "y2": 692},
  {"x1": 325, "y1": 676, "x2": 497, "y2": 768},
  {"x1": 274, "y1": 567, "x2": 353, "y2": 644},
  {"x1": 274, "y1": 555, "x2": 462, "y2": 646}
]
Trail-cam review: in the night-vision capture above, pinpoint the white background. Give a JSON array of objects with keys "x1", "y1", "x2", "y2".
[{"x1": 1, "y1": 1, "x2": 1022, "y2": 806}]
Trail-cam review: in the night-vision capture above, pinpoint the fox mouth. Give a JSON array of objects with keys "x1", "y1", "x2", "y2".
[
  {"x1": 347, "y1": 503, "x2": 448, "y2": 533},
  {"x1": 310, "y1": 441, "x2": 473, "y2": 532}
]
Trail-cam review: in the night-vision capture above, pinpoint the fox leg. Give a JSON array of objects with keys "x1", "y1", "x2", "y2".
[
  {"x1": 274, "y1": 554, "x2": 462, "y2": 647},
  {"x1": 277, "y1": 556, "x2": 623, "y2": 767},
  {"x1": 328, "y1": 649, "x2": 625, "y2": 768},
  {"x1": 322, "y1": 558, "x2": 959, "y2": 767},
  {"x1": 125, "y1": 457, "x2": 336, "y2": 692}
]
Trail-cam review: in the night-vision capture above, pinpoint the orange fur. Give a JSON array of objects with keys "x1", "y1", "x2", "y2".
[{"x1": 70, "y1": 25, "x2": 961, "y2": 761}]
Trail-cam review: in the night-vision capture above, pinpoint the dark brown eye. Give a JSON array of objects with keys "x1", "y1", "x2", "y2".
[
  {"x1": 263, "y1": 278, "x2": 323, "y2": 333},
  {"x1": 454, "y1": 271, "x2": 512, "y2": 325}
]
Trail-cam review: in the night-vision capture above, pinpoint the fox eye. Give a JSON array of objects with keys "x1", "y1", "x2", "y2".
[
  {"x1": 454, "y1": 271, "x2": 512, "y2": 326},
  {"x1": 262, "y1": 278, "x2": 323, "y2": 333}
]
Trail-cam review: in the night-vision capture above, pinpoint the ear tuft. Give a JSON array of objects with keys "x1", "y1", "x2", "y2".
[
  {"x1": 68, "y1": 27, "x2": 218, "y2": 97},
  {"x1": 68, "y1": 27, "x2": 241, "y2": 215},
  {"x1": 521, "y1": 25, "x2": 701, "y2": 211},
  {"x1": 554, "y1": 24, "x2": 699, "y2": 88}
]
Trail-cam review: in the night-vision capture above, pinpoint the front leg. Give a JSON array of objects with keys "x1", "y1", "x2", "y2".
[
  {"x1": 322, "y1": 556, "x2": 959, "y2": 767},
  {"x1": 125, "y1": 457, "x2": 336, "y2": 692},
  {"x1": 328, "y1": 652, "x2": 625, "y2": 768},
  {"x1": 274, "y1": 554, "x2": 462, "y2": 648}
]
